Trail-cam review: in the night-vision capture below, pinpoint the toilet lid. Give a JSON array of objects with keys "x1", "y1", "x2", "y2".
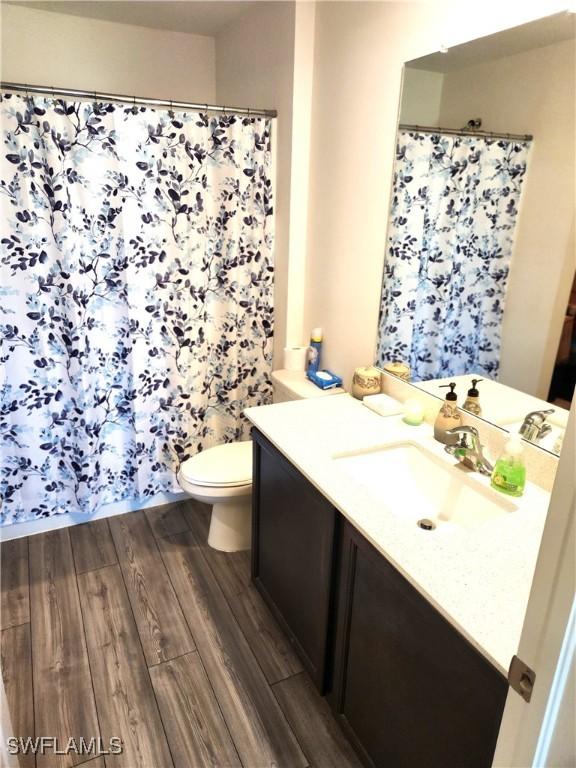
[{"x1": 180, "y1": 440, "x2": 253, "y2": 487}]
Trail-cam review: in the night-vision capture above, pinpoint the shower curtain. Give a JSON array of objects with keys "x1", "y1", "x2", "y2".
[
  {"x1": 0, "y1": 93, "x2": 274, "y2": 525},
  {"x1": 376, "y1": 129, "x2": 531, "y2": 381}
]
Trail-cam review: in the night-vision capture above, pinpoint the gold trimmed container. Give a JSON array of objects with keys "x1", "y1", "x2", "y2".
[
  {"x1": 382, "y1": 360, "x2": 411, "y2": 382},
  {"x1": 352, "y1": 366, "x2": 382, "y2": 399}
]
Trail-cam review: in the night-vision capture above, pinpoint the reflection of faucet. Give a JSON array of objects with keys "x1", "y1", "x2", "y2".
[
  {"x1": 444, "y1": 425, "x2": 494, "y2": 476},
  {"x1": 520, "y1": 410, "x2": 554, "y2": 443}
]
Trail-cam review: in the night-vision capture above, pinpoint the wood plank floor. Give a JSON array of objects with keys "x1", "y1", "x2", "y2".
[
  {"x1": 1, "y1": 623, "x2": 35, "y2": 768},
  {"x1": 1, "y1": 501, "x2": 360, "y2": 768},
  {"x1": 78, "y1": 565, "x2": 173, "y2": 768},
  {"x1": 1, "y1": 537, "x2": 30, "y2": 629},
  {"x1": 108, "y1": 513, "x2": 194, "y2": 666},
  {"x1": 29, "y1": 529, "x2": 100, "y2": 768}
]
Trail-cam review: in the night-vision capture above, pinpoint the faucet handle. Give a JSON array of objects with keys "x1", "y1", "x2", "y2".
[
  {"x1": 524, "y1": 409, "x2": 554, "y2": 423},
  {"x1": 520, "y1": 409, "x2": 555, "y2": 441},
  {"x1": 446, "y1": 425, "x2": 480, "y2": 449},
  {"x1": 446, "y1": 425, "x2": 479, "y2": 436},
  {"x1": 445, "y1": 424, "x2": 493, "y2": 475}
]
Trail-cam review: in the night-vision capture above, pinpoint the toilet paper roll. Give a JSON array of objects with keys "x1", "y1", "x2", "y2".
[{"x1": 283, "y1": 346, "x2": 309, "y2": 372}]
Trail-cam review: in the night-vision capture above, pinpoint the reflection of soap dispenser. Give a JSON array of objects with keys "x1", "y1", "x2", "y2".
[
  {"x1": 463, "y1": 379, "x2": 483, "y2": 416},
  {"x1": 434, "y1": 383, "x2": 462, "y2": 444}
]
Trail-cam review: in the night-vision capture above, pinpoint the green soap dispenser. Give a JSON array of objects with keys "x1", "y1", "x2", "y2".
[
  {"x1": 463, "y1": 379, "x2": 483, "y2": 416},
  {"x1": 491, "y1": 434, "x2": 526, "y2": 497},
  {"x1": 434, "y1": 382, "x2": 462, "y2": 445}
]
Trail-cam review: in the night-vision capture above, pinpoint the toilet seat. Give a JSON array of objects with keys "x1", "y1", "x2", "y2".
[{"x1": 179, "y1": 440, "x2": 253, "y2": 488}]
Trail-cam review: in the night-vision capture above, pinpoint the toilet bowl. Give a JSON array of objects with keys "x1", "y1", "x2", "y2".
[
  {"x1": 178, "y1": 370, "x2": 345, "y2": 552},
  {"x1": 178, "y1": 441, "x2": 252, "y2": 552}
]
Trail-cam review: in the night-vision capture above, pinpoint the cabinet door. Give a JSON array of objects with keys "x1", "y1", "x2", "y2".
[
  {"x1": 252, "y1": 430, "x2": 337, "y2": 692},
  {"x1": 332, "y1": 521, "x2": 508, "y2": 768}
]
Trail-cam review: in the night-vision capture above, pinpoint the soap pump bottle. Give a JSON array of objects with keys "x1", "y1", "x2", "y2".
[
  {"x1": 434, "y1": 382, "x2": 462, "y2": 445},
  {"x1": 491, "y1": 434, "x2": 526, "y2": 497},
  {"x1": 463, "y1": 378, "x2": 483, "y2": 416},
  {"x1": 307, "y1": 328, "x2": 323, "y2": 375}
]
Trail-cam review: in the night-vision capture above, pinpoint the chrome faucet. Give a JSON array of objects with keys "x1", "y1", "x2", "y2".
[
  {"x1": 444, "y1": 425, "x2": 494, "y2": 476},
  {"x1": 519, "y1": 409, "x2": 554, "y2": 443}
]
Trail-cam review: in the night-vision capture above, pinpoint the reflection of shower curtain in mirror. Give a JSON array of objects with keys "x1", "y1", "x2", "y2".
[{"x1": 376, "y1": 130, "x2": 531, "y2": 381}]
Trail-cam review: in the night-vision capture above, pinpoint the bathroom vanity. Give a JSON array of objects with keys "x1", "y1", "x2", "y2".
[{"x1": 246, "y1": 394, "x2": 552, "y2": 768}]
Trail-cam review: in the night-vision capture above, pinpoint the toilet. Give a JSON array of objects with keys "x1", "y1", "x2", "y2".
[{"x1": 177, "y1": 370, "x2": 344, "y2": 551}]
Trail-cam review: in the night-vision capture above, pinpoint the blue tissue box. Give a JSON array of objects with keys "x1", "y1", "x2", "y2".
[{"x1": 307, "y1": 369, "x2": 343, "y2": 390}]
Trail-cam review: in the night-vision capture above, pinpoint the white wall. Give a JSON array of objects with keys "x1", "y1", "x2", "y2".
[
  {"x1": 438, "y1": 40, "x2": 575, "y2": 399},
  {"x1": 215, "y1": 1, "x2": 298, "y2": 368},
  {"x1": 399, "y1": 68, "x2": 444, "y2": 125},
  {"x1": 0, "y1": 3, "x2": 215, "y2": 102},
  {"x1": 303, "y1": 0, "x2": 571, "y2": 390},
  {"x1": 285, "y1": 2, "x2": 316, "y2": 350}
]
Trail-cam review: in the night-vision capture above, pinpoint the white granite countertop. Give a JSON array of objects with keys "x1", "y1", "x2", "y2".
[{"x1": 245, "y1": 394, "x2": 551, "y2": 676}]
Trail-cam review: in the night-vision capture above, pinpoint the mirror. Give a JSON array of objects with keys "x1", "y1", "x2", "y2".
[{"x1": 376, "y1": 11, "x2": 575, "y2": 455}]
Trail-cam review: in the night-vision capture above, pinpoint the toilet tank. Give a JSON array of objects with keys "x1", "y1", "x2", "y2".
[{"x1": 271, "y1": 370, "x2": 345, "y2": 403}]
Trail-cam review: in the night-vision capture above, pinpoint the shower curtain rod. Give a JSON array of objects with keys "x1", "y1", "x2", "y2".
[
  {"x1": 399, "y1": 123, "x2": 532, "y2": 141},
  {"x1": 0, "y1": 81, "x2": 277, "y2": 118}
]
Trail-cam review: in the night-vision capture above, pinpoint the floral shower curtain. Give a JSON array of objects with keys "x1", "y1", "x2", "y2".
[
  {"x1": 0, "y1": 93, "x2": 274, "y2": 525},
  {"x1": 376, "y1": 129, "x2": 531, "y2": 381}
]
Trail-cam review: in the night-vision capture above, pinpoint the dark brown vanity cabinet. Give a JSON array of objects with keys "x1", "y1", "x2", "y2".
[
  {"x1": 251, "y1": 429, "x2": 338, "y2": 692},
  {"x1": 252, "y1": 429, "x2": 508, "y2": 768},
  {"x1": 331, "y1": 520, "x2": 508, "y2": 768}
]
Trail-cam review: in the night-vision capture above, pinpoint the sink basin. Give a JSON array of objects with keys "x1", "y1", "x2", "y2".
[{"x1": 333, "y1": 441, "x2": 518, "y2": 529}]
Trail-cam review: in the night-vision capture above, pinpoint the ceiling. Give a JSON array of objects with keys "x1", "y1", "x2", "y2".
[
  {"x1": 407, "y1": 11, "x2": 575, "y2": 72},
  {"x1": 3, "y1": 0, "x2": 260, "y2": 36}
]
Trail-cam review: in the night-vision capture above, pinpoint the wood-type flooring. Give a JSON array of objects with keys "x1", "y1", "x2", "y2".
[{"x1": 1, "y1": 501, "x2": 362, "y2": 768}]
